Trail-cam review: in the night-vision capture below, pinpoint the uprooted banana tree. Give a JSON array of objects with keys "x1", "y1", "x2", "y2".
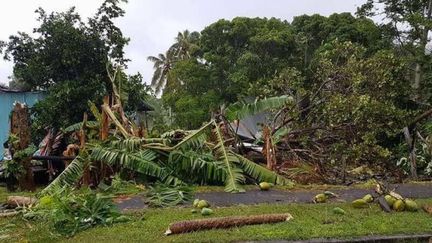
[
  {"x1": 39, "y1": 65, "x2": 289, "y2": 195},
  {"x1": 42, "y1": 119, "x2": 289, "y2": 195}
]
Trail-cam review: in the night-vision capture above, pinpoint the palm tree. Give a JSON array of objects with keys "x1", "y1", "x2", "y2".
[
  {"x1": 147, "y1": 50, "x2": 175, "y2": 95},
  {"x1": 170, "y1": 30, "x2": 199, "y2": 59},
  {"x1": 148, "y1": 30, "x2": 200, "y2": 95}
]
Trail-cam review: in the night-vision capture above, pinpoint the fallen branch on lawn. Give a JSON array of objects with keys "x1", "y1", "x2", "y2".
[
  {"x1": 6, "y1": 196, "x2": 37, "y2": 208},
  {"x1": 164, "y1": 213, "x2": 293, "y2": 235},
  {"x1": 0, "y1": 211, "x2": 19, "y2": 217}
]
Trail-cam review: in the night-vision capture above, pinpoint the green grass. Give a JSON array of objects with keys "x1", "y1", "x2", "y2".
[
  {"x1": 67, "y1": 199, "x2": 432, "y2": 243},
  {"x1": 1, "y1": 185, "x2": 432, "y2": 242},
  {"x1": 2, "y1": 199, "x2": 431, "y2": 243}
]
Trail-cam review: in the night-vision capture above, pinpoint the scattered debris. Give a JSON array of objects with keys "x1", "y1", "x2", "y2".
[
  {"x1": 422, "y1": 204, "x2": 432, "y2": 215},
  {"x1": 377, "y1": 197, "x2": 392, "y2": 213},
  {"x1": 6, "y1": 196, "x2": 37, "y2": 208}
]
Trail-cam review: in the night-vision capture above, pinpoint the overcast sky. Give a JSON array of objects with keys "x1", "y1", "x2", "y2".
[{"x1": 0, "y1": 0, "x2": 366, "y2": 86}]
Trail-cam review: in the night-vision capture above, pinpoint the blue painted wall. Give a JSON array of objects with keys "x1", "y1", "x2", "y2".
[{"x1": 0, "y1": 91, "x2": 45, "y2": 159}]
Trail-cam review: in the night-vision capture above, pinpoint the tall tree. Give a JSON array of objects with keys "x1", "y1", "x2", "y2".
[
  {"x1": 358, "y1": 0, "x2": 432, "y2": 102},
  {"x1": 2, "y1": 0, "x2": 133, "y2": 136},
  {"x1": 147, "y1": 50, "x2": 176, "y2": 95},
  {"x1": 170, "y1": 30, "x2": 200, "y2": 59},
  {"x1": 148, "y1": 30, "x2": 199, "y2": 95}
]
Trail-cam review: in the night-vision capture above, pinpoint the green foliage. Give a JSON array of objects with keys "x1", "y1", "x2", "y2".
[
  {"x1": 2, "y1": 160, "x2": 24, "y2": 180},
  {"x1": 151, "y1": 14, "x2": 392, "y2": 130},
  {"x1": 42, "y1": 120, "x2": 288, "y2": 194},
  {"x1": 41, "y1": 154, "x2": 88, "y2": 195},
  {"x1": 146, "y1": 183, "x2": 193, "y2": 207},
  {"x1": 358, "y1": 0, "x2": 432, "y2": 102},
  {"x1": 97, "y1": 174, "x2": 144, "y2": 195},
  {"x1": 2, "y1": 1, "x2": 149, "y2": 139},
  {"x1": 3, "y1": 144, "x2": 36, "y2": 180},
  {"x1": 397, "y1": 121, "x2": 432, "y2": 176},
  {"x1": 23, "y1": 188, "x2": 125, "y2": 236},
  {"x1": 307, "y1": 41, "x2": 411, "y2": 165}
]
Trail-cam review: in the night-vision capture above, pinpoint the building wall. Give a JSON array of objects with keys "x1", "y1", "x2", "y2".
[{"x1": 0, "y1": 91, "x2": 45, "y2": 159}]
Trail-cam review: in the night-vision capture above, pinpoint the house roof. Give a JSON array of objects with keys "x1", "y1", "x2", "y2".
[{"x1": 0, "y1": 85, "x2": 29, "y2": 93}]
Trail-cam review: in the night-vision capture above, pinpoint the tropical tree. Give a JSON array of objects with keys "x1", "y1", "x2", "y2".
[
  {"x1": 170, "y1": 30, "x2": 200, "y2": 60},
  {"x1": 42, "y1": 119, "x2": 289, "y2": 195},
  {"x1": 147, "y1": 50, "x2": 176, "y2": 95},
  {"x1": 148, "y1": 30, "x2": 199, "y2": 95},
  {"x1": 358, "y1": 0, "x2": 432, "y2": 102},
  {"x1": 1, "y1": 0, "x2": 141, "y2": 139}
]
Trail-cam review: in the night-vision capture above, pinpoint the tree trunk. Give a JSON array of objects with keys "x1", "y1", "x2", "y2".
[
  {"x1": 10, "y1": 103, "x2": 35, "y2": 191},
  {"x1": 414, "y1": 0, "x2": 432, "y2": 100},
  {"x1": 403, "y1": 127, "x2": 418, "y2": 179},
  {"x1": 413, "y1": 63, "x2": 421, "y2": 99},
  {"x1": 165, "y1": 213, "x2": 293, "y2": 235}
]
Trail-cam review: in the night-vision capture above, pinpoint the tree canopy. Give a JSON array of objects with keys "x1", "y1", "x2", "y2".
[
  {"x1": 150, "y1": 14, "x2": 394, "y2": 129},
  {"x1": 2, "y1": 0, "x2": 149, "y2": 137}
]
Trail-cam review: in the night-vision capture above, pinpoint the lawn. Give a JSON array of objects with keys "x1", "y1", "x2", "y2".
[{"x1": 1, "y1": 195, "x2": 432, "y2": 243}]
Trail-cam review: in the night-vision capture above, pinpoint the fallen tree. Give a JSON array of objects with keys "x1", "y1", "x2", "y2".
[{"x1": 40, "y1": 67, "x2": 290, "y2": 195}]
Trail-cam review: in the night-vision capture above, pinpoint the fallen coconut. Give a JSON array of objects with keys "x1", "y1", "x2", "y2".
[
  {"x1": 193, "y1": 199, "x2": 200, "y2": 208},
  {"x1": 405, "y1": 199, "x2": 419, "y2": 212},
  {"x1": 197, "y1": 200, "x2": 210, "y2": 209},
  {"x1": 259, "y1": 182, "x2": 271, "y2": 191},
  {"x1": 352, "y1": 199, "x2": 368, "y2": 208},
  {"x1": 314, "y1": 193, "x2": 327, "y2": 203},
  {"x1": 384, "y1": 195, "x2": 396, "y2": 207},
  {"x1": 393, "y1": 199, "x2": 405, "y2": 212},
  {"x1": 332, "y1": 207, "x2": 346, "y2": 215},
  {"x1": 362, "y1": 194, "x2": 373, "y2": 203},
  {"x1": 201, "y1": 207, "x2": 213, "y2": 216}
]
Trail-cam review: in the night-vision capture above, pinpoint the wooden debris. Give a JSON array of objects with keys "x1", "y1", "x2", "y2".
[
  {"x1": 0, "y1": 211, "x2": 19, "y2": 218},
  {"x1": 389, "y1": 191, "x2": 404, "y2": 200},
  {"x1": 62, "y1": 144, "x2": 79, "y2": 167},
  {"x1": 6, "y1": 196, "x2": 37, "y2": 208},
  {"x1": 423, "y1": 204, "x2": 432, "y2": 215},
  {"x1": 165, "y1": 213, "x2": 293, "y2": 235},
  {"x1": 377, "y1": 196, "x2": 392, "y2": 213}
]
